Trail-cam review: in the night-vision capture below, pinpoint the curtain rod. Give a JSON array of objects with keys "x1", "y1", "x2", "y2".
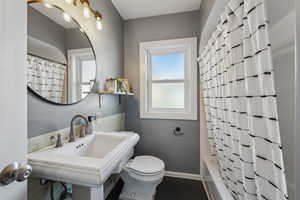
[{"x1": 27, "y1": 53, "x2": 67, "y2": 66}]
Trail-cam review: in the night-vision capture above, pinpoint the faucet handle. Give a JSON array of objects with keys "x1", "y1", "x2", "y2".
[
  {"x1": 55, "y1": 134, "x2": 63, "y2": 148},
  {"x1": 88, "y1": 115, "x2": 96, "y2": 122},
  {"x1": 79, "y1": 125, "x2": 86, "y2": 138}
]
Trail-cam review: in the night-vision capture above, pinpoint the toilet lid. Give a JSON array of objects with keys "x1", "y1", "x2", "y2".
[{"x1": 127, "y1": 156, "x2": 165, "y2": 175}]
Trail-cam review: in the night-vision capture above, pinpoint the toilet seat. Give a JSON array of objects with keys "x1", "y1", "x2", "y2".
[
  {"x1": 128, "y1": 168, "x2": 164, "y2": 177},
  {"x1": 126, "y1": 156, "x2": 165, "y2": 176}
]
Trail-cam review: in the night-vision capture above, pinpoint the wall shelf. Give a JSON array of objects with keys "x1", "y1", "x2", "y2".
[
  {"x1": 96, "y1": 91, "x2": 134, "y2": 107},
  {"x1": 97, "y1": 91, "x2": 135, "y2": 95}
]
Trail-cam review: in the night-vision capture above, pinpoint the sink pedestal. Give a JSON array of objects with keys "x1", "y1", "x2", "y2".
[{"x1": 73, "y1": 184, "x2": 104, "y2": 200}]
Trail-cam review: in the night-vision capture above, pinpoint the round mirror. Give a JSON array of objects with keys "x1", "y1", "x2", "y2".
[{"x1": 27, "y1": 2, "x2": 97, "y2": 105}]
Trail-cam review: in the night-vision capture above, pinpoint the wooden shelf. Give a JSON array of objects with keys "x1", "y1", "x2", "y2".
[
  {"x1": 96, "y1": 91, "x2": 134, "y2": 107},
  {"x1": 97, "y1": 91, "x2": 135, "y2": 96}
]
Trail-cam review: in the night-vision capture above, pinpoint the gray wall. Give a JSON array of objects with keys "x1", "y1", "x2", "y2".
[
  {"x1": 28, "y1": 0, "x2": 125, "y2": 138},
  {"x1": 199, "y1": 0, "x2": 227, "y2": 50},
  {"x1": 124, "y1": 11, "x2": 201, "y2": 174},
  {"x1": 267, "y1": 0, "x2": 295, "y2": 198},
  {"x1": 295, "y1": 1, "x2": 300, "y2": 199},
  {"x1": 198, "y1": 0, "x2": 216, "y2": 176},
  {"x1": 28, "y1": 7, "x2": 91, "y2": 59},
  {"x1": 28, "y1": 6, "x2": 66, "y2": 54},
  {"x1": 65, "y1": 28, "x2": 91, "y2": 50},
  {"x1": 198, "y1": 0, "x2": 216, "y2": 40},
  {"x1": 273, "y1": 44, "x2": 295, "y2": 200}
]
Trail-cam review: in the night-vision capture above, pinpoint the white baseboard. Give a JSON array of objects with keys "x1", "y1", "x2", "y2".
[{"x1": 165, "y1": 171, "x2": 202, "y2": 181}]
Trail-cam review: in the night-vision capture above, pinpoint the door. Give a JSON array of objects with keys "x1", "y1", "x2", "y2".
[{"x1": 0, "y1": 0, "x2": 29, "y2": 199}]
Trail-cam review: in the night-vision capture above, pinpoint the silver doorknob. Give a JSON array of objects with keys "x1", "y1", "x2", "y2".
[
  {"x1": 0, "y1": 162, "x2": 32, "y2": 186},
  {"x1": 16, "y1": 164, "x2": 32, "y2": 182}
]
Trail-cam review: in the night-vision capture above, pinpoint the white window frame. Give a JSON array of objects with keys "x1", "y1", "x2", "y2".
[
  {"x1": 67, "y1": 48, "x2": 95, "y2": 101},
  {"x1": 139, "y1": 38, "x2": 198, "y2": 120}
]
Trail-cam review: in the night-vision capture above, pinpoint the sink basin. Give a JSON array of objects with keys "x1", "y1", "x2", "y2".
[{"x1": 28, "y1": 131, "x2": 140, "y2": 187}]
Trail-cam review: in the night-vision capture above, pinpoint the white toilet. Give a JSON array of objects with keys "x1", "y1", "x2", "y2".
[{"x1": 120, "y1": 155, "x2": 165, "y2": 200}]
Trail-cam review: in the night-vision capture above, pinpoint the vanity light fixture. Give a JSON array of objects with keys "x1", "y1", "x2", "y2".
[
  {"x1": 96, "y1": 17, "x2": 103, "y2": 30},
  {"x1": 63, "y1": 12, "x2": 71, "y2": 22},
  {"x1": 94, "y1": 11, "x2": 103, "y2": 30},
  {"x1": 83, "y1": 5, "x2": 91, "y2": 18},
  {"x1": 80, "y1": 0, "x2": 91, "y2": 18},
  {"x1": 43, "y1": 2, "x2": 53, "y2": 8},
  {"x1": 64, "y1": 0, "x2": 74, "y2": 4},
  {"x1": 75, "y1": 0, "x2": 104, "y2": 31},
  {"x1": 28, "y1": 0, "x2": 103, "y2": 31}
]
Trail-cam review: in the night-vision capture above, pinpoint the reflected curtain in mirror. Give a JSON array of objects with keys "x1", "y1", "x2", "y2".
[{"x1": 27, "y1": 54, "x2": 67, "y2": 103}]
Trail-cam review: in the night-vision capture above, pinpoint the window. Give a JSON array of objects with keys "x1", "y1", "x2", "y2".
[
  {"x1": 80, "y1": 59, "x2": 96, "y2": 97},
  {"x1": 140, "y1": 38, "x2": 197, "y2": 120},
  {"x1": 68, "y1": 48, "x2": 96, "y2": 102}
]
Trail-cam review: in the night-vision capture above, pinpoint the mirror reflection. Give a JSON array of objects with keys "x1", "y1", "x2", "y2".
[{"x1": 27, "y1": 2, "x2": 96, "y2": 104}]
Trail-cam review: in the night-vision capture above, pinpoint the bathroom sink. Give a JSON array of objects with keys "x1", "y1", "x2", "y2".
[{"x1": 28, "y1": 132, "x2": 140, "y2": 187}]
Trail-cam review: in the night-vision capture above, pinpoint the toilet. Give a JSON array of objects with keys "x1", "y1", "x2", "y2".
[{"x1": 120, "y1": 156, "x2": 165, "y2": 200}]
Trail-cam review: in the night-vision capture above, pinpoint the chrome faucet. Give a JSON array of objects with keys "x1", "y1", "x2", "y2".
[{"x1": 69, "y1": 115, "x2": 89, "y2": 142}]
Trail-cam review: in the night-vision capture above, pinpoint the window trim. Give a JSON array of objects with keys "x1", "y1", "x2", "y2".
[
  {"x1": 139, "y1": 38, "x2": 198, "y2": 120},
  {"x1": 67, "y1": 48, "x2": 95, "y2": 101}
]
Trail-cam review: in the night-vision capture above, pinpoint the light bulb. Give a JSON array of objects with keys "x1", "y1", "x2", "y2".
[
  {"x1": 65, "y1": 0, "x2": 74, "y2": 4},
  {"x1": 44, "y1": 3, "x2": 53, "y2": 8},
  {"x1": 96, "y1": 18, "x2": 103, "y2": 30},
  {"x1": 63, "y1": 13, "x2": 71, "y2": 23},
  {"x1": 83, "y1": 3, "x2": 91, "y2": 18}
]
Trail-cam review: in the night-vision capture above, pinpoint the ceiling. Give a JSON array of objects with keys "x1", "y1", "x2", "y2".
[
  {"x1": 30, "y1": 4, "x2": 77, "y2": 29},
  {"x1": 111, "y1": 0, "x2": 202, "y2": 20}
]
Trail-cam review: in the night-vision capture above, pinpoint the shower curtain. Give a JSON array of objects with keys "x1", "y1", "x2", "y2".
[
  {"x1": 27, "y1": 55, "x2": 67, "y2": 103},
  {"x1": 199, "y1": 0, "x2": 288, "y2": 199}
]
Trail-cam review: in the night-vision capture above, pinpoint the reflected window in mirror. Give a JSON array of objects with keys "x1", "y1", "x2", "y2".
[{"x1": 67, "y1": 48, "x2": 96, "y2": 102}]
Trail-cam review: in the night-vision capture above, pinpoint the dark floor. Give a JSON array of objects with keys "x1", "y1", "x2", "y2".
[
  {"x1": 156, "y1": 177, "x2": 208, "y2": 200},
  {"x1": 107, "y1": 177, "x2": 209, "y2": 200}
]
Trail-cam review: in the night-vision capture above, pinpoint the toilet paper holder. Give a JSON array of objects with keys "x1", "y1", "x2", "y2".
[{"x1": 173, "y1": 127, "x2": 184, "y2": 136}]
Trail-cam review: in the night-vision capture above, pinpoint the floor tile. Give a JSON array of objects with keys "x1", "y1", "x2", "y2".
[{"x1": 106, "y1": 176, "x2": 208, "y2": 200}]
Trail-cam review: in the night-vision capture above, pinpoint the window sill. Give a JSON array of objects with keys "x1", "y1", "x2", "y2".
[{"x1": 140, "y1": 112, "x2": 198, "y2": 121}]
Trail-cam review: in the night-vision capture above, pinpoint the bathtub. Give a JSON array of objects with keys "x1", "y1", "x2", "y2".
[{"x1": 202, "y1": 156, "x2": 234, "y2": 200}]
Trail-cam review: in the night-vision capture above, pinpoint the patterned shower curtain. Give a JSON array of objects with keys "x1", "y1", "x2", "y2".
[
  {"x1": 199, "y1": 0, "x2": 288, "y2": 199},
  {"x1": 27, "y1": 54, "x2": 67, "y2": 103}
]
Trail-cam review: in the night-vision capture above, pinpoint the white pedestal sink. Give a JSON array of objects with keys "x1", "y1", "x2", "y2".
[{"x1": 28, "y1": 131, "x2": 140, "y2": 200}]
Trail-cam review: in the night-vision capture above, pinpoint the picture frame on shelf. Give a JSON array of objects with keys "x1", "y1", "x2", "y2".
[
  {"x1": 118, "y1": 78, "x2": 130, "y2": 93},
  {"x1": 105, "y1": 78, "x2": 118, "y2": 93},
  {"x1": 105, "y1": 78, "x2": 131, "y2": 94}
]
